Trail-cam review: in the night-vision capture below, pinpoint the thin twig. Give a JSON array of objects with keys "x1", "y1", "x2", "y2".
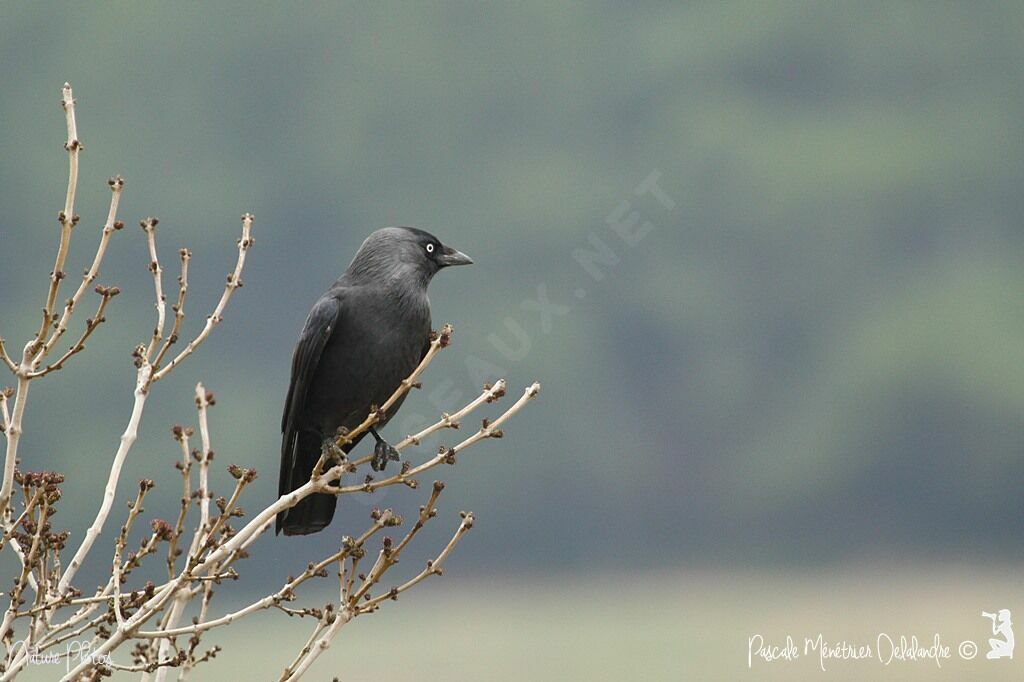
[
  {"x1": 1, "y1": 499, "x2": 49, "y2": 667},
  {"x1": 56, "y1": 363, "x2": 151, "y2": 595},
  {"x1": 28, "y1": 286, "x2": 119, "y2": 378},
  {"x1": 0, "y1": 489, "x2": 41, "y2": 554},
  {"x1": 0, "y1": 340, "x2": 16, "y2": 374},
  {"x1": 152, "y1": 248, "x2": 190, "y2": 370},
  {"x1": 359, "y1": 512, "x2": 474, "y2": 613},
  {"x1": 141, "y1": 217, "x2": 166, "y2": 362},
  {"x1": 111, "y1": 481, "x2": 153, "y2": 626},
  {"x1": 278, "y1": 620, "x2": 328, "y2": 681},
  {"x1": 348, "y1": 482, "x2": 445, "y2": 605},
  {"x1": 136, "y1": 512, "x2": 393, "y2": 640},
  {"x1": 150, "y1": 214, "x2": 254, "y2": 383},
  {"x1": 32, "y1": 176, "x2": 124, "y2": 369},
  {"x1": 0, "y1": 376, "x2": 31, "y2": 531},
  {"x1": 31, "y1": 83, "x2": 81, "y2": 351},
  {"x1": 0, "y1": 389, "x2": 11, "y2": 434},
  {"x1": 190, "y1": 384, "x2": 214, "y2": 561},
  {"x1": 167, "y1": 426, "x2": 194, "y2": 580},
  {"x1": 330, "y1": 382, "x2": 540, "y2": 495},
  {"x1": 348, "y1": 379, "x2": 507, "y2": 470}
]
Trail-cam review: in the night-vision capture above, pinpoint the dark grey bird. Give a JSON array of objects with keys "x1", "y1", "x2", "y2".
[{"x1": 277, "y1": 227, "x2": 472, "y2": 536}]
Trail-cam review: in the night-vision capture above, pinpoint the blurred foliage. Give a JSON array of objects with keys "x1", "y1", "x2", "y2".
[{"x1": 0, "y1": 1, "x2": 1022, "y2": 592}]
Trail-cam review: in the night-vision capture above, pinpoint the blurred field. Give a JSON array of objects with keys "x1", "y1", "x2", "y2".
[{"x1": 16, "y1": 565, "x2": 1024, "y2": 681}]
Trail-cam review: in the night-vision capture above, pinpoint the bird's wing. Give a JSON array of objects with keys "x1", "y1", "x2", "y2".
[
  {"x1": 281, "y1": 291, "x2": 344, "y2": 436},
  {"x1": 277, "y1": 290, "x2": 346, "y2": 533}
]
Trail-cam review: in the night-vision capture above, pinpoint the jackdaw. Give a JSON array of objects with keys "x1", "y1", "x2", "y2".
[{"x1": 277, "y1": 227, "x2": 473, "y2": 536}]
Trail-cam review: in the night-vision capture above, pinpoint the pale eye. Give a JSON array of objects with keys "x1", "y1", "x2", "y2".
[{"x1": 425, "y1": 243, "x2": 435, "y2": 254}]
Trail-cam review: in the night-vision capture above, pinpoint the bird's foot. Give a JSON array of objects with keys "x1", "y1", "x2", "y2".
[
  {"x1": 371, "y1": 438, "x2": 400, "y2": 472},
  {"x1": 320, "y1": 438, "x2": 346, "y2": 465}
]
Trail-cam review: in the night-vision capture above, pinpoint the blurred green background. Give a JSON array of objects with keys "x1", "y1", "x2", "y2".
[{"x1": 2, "y1": 2, "x2": 1023, "y2": 679}]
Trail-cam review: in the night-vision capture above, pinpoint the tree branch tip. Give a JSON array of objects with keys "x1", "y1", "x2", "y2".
[
  {"x1": 93, "y1": 284, "x2": 120, "y2": 297},
  {"x1": 439, "y1": 447, "x2": 457, "y2": 465},
  {"x1": 171, "y1": 424, "x2": 195, "y2": 441},
  {"x1": 484, "y1": 380, "x2": 508, "y2": 403},
  {"x1": 439, "y1": 323, "x2": 453, "y2": 346}
]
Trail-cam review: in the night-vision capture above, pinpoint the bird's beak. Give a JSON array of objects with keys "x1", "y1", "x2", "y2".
[{"x1": 438, "y1": 244, "x2": 474, "y2": 267}]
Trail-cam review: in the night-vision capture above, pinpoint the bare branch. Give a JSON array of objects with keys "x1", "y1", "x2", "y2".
[
  {"x1": 56, "y1": 363, "x2": 152, "y2": 596},
  {"x1": 330, "y1": 382, "x2": 540, "y2": 495},
  {"x1": 0, "y1": 340, "x2": 16, "y2": 374},
  {"x1": 1, "y1": 494, "x2": 51, "y2": 667},
  {"x1": 359, "y1": 511, "x2": 475, "y2": 613},
  {"x1": 151, "y1": 247, "x2": 190, "y2": 370},
  {"x1": 150, "y1": 214, "x2": 254, "y2": 383},
  {"x1": 0, "y1": 388, "x2": 11, "y2": 435},
  {"x1": 348, "y1": 379, "x2": 507, "y2": 470},
  {"x1": 31, "y1": 83, "x2": 82, "y2": 352},
  {"x1": 27, "y1": 285, "x2": 120, "y2": 378},
  {"x1": 141, "y1": 217, "x2": 167, "y2": 362},
  {"x1": 189, "y1": 383, "x2": 214, "y2": 561},
  {"x1": 111, "y1": 481, "x2": 154, "y2": 627},
  {"x1": 279, "y1": 606, "x2": 352, "y2": 681},
  {"x1": 348, "y1": 481, "x2": 446, "y2": 605},
  {"x1": 136, "y1": 511, "x2": 394, "y2": 641},
  {"x1": 278, "y1": 620, "x2": 329, "y2": 681},
  {"x1": 147, "y1": 591, "x2": 187, "y2": 682},
  {"x1": 0, "y1": 376, "x2": 31, "y2": 526},
  {"x1": 0, "y1": 83, "x2": 540, "y2": 681},
  {"x1": 0, "y1": 489, "x2": 41, "y2": 554},
  {"x1": 32, "y1": 176, "x2": 124, "y2": 369},
  {"x1": 167, "y1": 425, "x2": 194, "y2": 580},
  {"x1": 57, "y1": 215, "x2": 253, "y2": 595}
]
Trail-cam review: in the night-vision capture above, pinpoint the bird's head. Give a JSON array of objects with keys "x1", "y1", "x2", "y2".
[{"x1": 346, "y1": 227, "x2": 473, "y2": 287}]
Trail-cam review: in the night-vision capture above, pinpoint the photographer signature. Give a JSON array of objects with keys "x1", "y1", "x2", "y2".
[{"x1": 10, "y1": 639, "x2": 114, "y2": 671}]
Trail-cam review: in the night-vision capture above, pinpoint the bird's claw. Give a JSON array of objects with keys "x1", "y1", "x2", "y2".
[
  {"x1": 320, "y1": 439, "x2": 345, "y2": 465},
  {"x1": 371, "y1": 438, "x2": 400, "y2": 471}
]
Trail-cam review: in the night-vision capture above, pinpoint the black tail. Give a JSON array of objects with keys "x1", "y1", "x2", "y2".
[{"x1": 277, "y1": 430, "x2": 337, "y2": 536}]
